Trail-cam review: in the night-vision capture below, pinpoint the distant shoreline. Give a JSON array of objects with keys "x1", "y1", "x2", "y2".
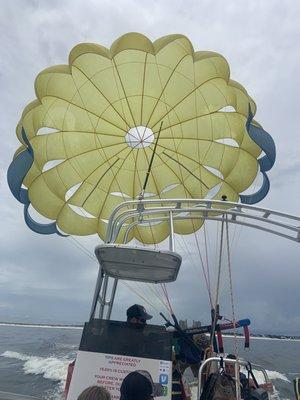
[
  {"x1": 0, "y1": 321, "x2": 299, "y2": 341},
  {"x1": 222, "y1": 333, "x2": 300, "y2": 342},
  {"x1": 0, "y1": 322, "x2": 83, "y2": 330}
]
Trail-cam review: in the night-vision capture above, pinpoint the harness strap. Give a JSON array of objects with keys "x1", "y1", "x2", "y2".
[
  {"x1": 246, "y1": 362, "x2": 259, "y2": 388},
  {"x1": 220, "y1": 356, "x2": 224, "y2": 370},
  {"x1": 212, "y1": 333, "x2": 219, "y2": 353},
  {"x1": 216, "y1": 329, "x2": 224, "y2": 353},
  {"x1": 244, "y1": 325, "x2": 250, "y2": 348}
]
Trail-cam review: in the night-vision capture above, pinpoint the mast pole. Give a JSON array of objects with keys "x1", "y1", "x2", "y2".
[
  {"x1": 210, "y1": 196, "x2": 227, "y2": 346},
  {"x1": 169, "y1": 211, "x2": 175, "y2": 251},
  {"x1": 140, "y1": 121, "x2": 163, "y2": 198}
]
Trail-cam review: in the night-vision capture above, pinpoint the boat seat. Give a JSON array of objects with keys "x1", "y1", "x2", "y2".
[{"x1": 94, "y1": 244, "x2": 182, "y2": 283}]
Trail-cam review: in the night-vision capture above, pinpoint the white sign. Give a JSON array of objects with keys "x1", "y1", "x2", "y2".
[{"x1": 67, "y1": 350, "x2": 172, "y2": 400}]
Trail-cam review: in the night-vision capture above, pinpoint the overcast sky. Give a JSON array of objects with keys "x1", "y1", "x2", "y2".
[{"x1": 1, "y1": 0, "x2": 300, "y2": 335}]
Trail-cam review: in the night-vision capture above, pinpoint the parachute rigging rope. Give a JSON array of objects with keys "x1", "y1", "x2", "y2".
[
  {"x1": 193, "y1": 223, "x2": 213, "y2": 307},
  {"x1": 161, "y1": 283, "x2": 174, "y2": 315},
  {"x1": 225, "y1": 214, "x2": 241, "y2": 400},
  {"x1": 121, "y1": 281, "x2": 160, "y2": 312},
  {"x1": 230, "y1": 170, "x2": 261, "y2": 257},
  {"x1": 177, "y1": 235, "x2": 203, "y2": 281},
  {"x1": 128, "y1": 239, "x2": 172, "y2": 311},
  {"x1": 67, "y1": 236, "x2": 168, "y2": 313},
  {"x1": 203, "y1": 223, "x2": 212, "y2": 303},
  {"x1": 127, "y1": 238, "x2": 171, "y2": 310},
  {"x1": 176, "y1": 226, "x2": 213, "y2": 310},
  {"x1": 176, "y1": 217, "x2": 213, "y2": 309},
  {"x1": 136, "y1": 280, "x2": 171, "y2": 314},
  {"x1": 210, "y1": 215, "x2": 225, "y2": 345},
  {"x1": 146, "y1": 283, "x2": 172, "y2": 315},
  {"x1": 67, "y1": 236, "x2": 97, "y2": 263},
  {"x1": 213, "y1": 219, "x2": 221, "y2": 295}
]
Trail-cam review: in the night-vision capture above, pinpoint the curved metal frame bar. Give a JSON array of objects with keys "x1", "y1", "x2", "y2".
[
  {"x1": 105, "y1": 199, "x2": 300, "y2": 244},
  {"x1": 91, "y1": 198, "x2": 300, "y2": 322},
  {"x1": 197, "y1": 357, "x2": 271, "y2": 399}
]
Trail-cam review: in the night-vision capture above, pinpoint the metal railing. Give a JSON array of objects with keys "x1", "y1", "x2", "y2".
[
  {"x1": 91, "y1": 198, "x2": 300, "y2": 320},
  {"x1": 105, "y1": 198, "x2": 300, "y2": 244},
  {"x1": 197, "y1": 357, "x2": 271, "y2": 399}
]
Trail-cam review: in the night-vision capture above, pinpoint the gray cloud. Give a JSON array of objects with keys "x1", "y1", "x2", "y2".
[{"x1": 1, "y1": 0, "x2": 300, "y2": 334}]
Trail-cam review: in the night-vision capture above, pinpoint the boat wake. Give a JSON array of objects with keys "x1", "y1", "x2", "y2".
[{"x1": 1, "y1": 350, "x2": 70, "y2": 388}]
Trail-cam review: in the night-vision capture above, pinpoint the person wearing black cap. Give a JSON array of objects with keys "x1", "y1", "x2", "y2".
[
  {"x1": 120, "y1": 371, "x2": 153, "y2": 400},
  {"x1": 126, "y1": 304, "x2": 153, "y2": 325},
  {"x1": 120, "y1": 370, "x2": 163, "y2": 400}
]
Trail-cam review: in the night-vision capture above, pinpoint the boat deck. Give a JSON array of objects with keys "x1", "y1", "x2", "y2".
[{"x1": 0, "y1": 392, "x2": 41, "y2": 400}]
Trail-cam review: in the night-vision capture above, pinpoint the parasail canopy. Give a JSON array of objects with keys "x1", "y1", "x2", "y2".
[{"x1": 7, "y1": 33, "x2": 275, "y2": 243}]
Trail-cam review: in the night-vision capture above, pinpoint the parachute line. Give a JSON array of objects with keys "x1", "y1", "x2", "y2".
[{"x1": 162, "y1": 151, "x2": 210, "y2": 189}]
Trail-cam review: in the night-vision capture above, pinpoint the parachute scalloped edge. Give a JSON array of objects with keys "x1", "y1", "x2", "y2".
[
  {"x1": 24, "y1": 204, "x2": 67, "y2": 236},
  {"x1": 7, "y1": 128, "x2": 66, "y2": 237},
  {"x1": 240, "y1": 108, "x2": 276, "y2": 205}
]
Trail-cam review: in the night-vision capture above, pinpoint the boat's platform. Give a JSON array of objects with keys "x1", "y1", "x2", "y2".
[{"x1": 0, "y1": 392, "x2": 41, "y2": 400}]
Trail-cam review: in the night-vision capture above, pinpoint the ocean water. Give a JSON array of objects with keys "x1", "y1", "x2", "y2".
[{"x1": 0, "y1": 324, "x2": 299, "y2": 400}]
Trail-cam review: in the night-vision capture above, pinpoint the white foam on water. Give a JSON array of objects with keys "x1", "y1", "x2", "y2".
[
  {"x1": 1, "y1": 351, "x2": 29, "y2": 361},
  {"x1": 270, "y1": 387, "x2": 282, "y2": 400},
  {"x1": 239, "y1": 364, "x2": 291, "y2": 385},
  {"x1": 266, "y1": 370, "x2": 291, "y2": 383},
  {"x1": 1, "y1": 351, "x2": 70, "y2": 388}
]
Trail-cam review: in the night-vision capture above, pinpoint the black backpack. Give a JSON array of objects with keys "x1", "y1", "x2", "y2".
[{"x1": 200, "y1": 371, "x2": 236, "y2": 400}]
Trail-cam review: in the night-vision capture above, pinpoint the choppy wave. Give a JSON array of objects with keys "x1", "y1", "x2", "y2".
[
  {"x1": 266, "y1": 370, "x2": 291, "y2": 383},
  {"x1": 252, "y1": 369, "x2": 291, "y2": 384},
  {"x1": 1, "y1": 351, "x2": 70, "y2": 387}
]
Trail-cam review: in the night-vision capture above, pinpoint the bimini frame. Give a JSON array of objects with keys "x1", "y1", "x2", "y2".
[{"x1": 90, "y1": 198, "x2": 300, "y2": 321}]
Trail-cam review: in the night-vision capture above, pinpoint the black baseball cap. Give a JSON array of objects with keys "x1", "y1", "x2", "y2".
[
  {"x1": 126, "y1": 304, "x2": 153, "y2": 321},
  {"x1": 136, "y1": 370, "x2": 164, "y2": 396},
  {"x1": 227, "y1": 354, "x2": 237, "y2": 359},
  {"x1": 120, "y1": 371, "x2": 153, "y2": 400}
]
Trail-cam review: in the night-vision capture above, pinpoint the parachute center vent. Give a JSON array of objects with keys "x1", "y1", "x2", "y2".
[{"x1": 125, "y1": 126, "x2": 154, "y2": 149}]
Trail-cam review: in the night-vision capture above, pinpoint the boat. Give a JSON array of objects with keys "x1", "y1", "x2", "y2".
[{"x1": 7, "y1": 32, "x2": 300, "y2": 400}]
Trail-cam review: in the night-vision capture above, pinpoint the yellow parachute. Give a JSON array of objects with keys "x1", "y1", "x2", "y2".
[{"x1": 8, "y1": 33, "x2": 275, "y2": 243}]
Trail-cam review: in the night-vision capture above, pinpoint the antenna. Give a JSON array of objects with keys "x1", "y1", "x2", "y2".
[{"x1": 139, "y1": 121, "x2": 163, "y2": 199}]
